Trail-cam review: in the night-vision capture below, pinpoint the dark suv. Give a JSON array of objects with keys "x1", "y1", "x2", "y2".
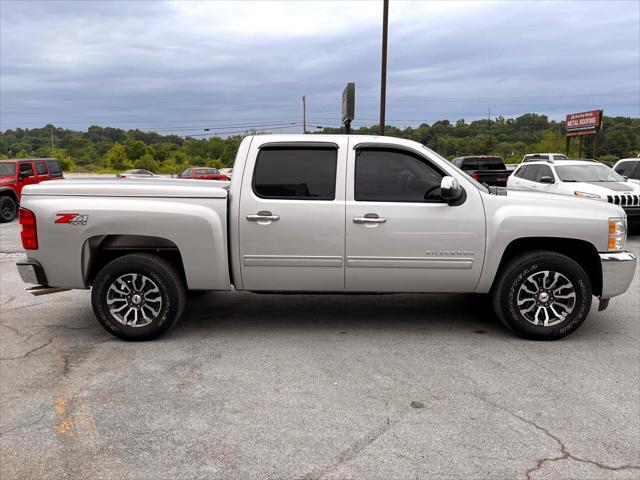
[{"x1": 0, "y1": 158, "x2": 64, "y2": 222}]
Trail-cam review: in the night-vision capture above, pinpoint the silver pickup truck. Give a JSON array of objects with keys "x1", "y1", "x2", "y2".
[{"x1": 16, "y1": 135, "x2": 636, "y2": 341}]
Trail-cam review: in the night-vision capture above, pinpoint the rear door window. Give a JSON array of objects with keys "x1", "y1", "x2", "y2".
[
  {"x1": 19, "y1": 162, "x2": 34, "y2": 177},
  {"x1": 253, "y1": 147, "x2": 337, "y2": 200},
  {"x1": 36, "y1": 162, "x2": 48, "y2": 175}
]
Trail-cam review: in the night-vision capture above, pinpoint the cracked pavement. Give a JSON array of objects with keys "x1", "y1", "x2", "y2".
[{"x1": 1, "y1": 220, "x2": 639, "y2": 479}]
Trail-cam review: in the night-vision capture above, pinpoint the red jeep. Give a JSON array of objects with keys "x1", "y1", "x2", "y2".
[
  {"x1": 0, "y1": 158, "x2": 64, "y2": 222},
  {"x1": 179, "y1": 167, "x2": 230, "y2": 181}
]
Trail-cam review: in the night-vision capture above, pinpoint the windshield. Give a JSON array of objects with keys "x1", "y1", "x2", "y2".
[
  {"x1": 0, "y1": 162, "x2": 16, "y2": 176},
  {"x1": 556, "y1": 164, "x2": 625, "y2": 183}
]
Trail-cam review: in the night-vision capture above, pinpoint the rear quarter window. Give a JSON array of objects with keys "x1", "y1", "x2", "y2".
[{"x1": 46, "y1": 160, "x2": 63, "y2": 178}]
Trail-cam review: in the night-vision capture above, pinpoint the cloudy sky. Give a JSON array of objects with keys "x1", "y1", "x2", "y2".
[{"x1": 1, "y1": 0, "x2": 638, "y2": 135}]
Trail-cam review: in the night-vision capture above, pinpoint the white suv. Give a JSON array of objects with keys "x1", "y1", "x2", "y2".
[{"x1": 508, "y1": 159, "x2": 640, "y2": 229}]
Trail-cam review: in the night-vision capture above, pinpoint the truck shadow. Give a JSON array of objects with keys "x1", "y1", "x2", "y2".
[{"x1": 175, "y1": 291, "x2": 508, "y2": 339}]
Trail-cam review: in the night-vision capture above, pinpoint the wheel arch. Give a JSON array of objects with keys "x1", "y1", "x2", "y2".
[
  {"x1": 82, "y1": 234, "x2": 187, "y2": 287},
  {"x1": 0, "y1": 187, "x2": 18, "y2": 203},
  {"x1": 491, "y1": 237, "x2": 602, "y2": 297}
]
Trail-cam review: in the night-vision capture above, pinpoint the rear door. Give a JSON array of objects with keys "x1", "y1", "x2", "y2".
[{"x1": 238, "y1": 139, "x2": 347, "y2": 291}]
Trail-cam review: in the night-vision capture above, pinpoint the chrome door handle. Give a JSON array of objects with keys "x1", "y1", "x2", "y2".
[
  {"x1": 353, "y1": 215, "x2": 387, "y2": 224},
  {"x1": 247, "y1": 211, "x2": 280, "y2": 221}
]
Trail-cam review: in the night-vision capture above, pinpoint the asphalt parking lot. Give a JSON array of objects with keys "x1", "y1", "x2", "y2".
[{"x1": 1, "y1": 220, "x2": 639, "y2": 480}]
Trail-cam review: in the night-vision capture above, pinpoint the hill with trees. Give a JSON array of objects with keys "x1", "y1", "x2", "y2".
[{"x1": 1, "y1": 114, "x2": 637, "y2": 173}]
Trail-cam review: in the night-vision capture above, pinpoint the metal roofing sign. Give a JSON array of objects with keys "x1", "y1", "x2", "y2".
[{"x1": 565, "y1": 110, "x2": 603, "y2": 136}]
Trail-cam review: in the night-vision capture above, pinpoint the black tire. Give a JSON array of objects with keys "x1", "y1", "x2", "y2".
[
  {"x1": 492, "y1": 250, "x2": 592, "y2": 340},
  {"x1": 0, "y1": 196, "x2": 17, "y2": 223},
  {"x1": 91, "y1": 253, "x2": 186, "y2": 341}
]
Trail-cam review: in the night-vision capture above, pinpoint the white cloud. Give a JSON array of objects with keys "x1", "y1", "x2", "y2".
[{"x1": 1, "y1": 0, "x2": 638, "y2": 131}]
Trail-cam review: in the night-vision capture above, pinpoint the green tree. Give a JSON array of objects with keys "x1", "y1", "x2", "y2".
[
  {"x1": 105, "y1": 143, "x2": 131, "y2": 170},
  {"x1": 134, "y1": 152, "x2": 159, "y2": 172}
]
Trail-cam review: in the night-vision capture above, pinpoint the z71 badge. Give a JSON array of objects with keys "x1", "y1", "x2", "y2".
[{"x1": 55, "y1": 213, "x2": 89, "y2": 225}]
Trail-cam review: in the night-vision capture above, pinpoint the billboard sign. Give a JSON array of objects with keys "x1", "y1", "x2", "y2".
[
  {"x1": 565, "y1": 109, "x2": 603, "y2": 137},
  {"x1": 342, "y1": 82, "x2": 355, "y2": 123}
]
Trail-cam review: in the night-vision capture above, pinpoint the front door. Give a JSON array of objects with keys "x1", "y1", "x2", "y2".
[
  {"x1": 345, "y1": 146, "x2": 486, "y2": 292},
  {"x1": 239, "y1": 139, "x2": 347, "y2": 291}
]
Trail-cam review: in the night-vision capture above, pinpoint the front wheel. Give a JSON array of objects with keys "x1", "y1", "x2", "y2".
[
  {"x1": 91, "y1": 253, "x2": 186, "y2": 341},
  {"x1": 492, "y1": 251, "x2": 592, "y2": 340}
]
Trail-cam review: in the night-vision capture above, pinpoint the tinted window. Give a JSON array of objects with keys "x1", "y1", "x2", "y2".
[
  {"x1": 253, "y1": 147, "x2": 337, "y2": 200},
  {"x1": 355, "y1": 149, "x2": 444, "y2": 202},
  {"x1": 475, "y1": 156, "x2": 505, "y2": 170},
  {"x1": 534, "y1": 165, "x2": 553, "y2": 182},
  {"x1": 46, "y1": 160, "x2": 63, "y2": 177},
  {"x1": 553, "y1": 155, "x2": 568, "y2": 160},
  {"x1": 521, "y1": 165, "x2": 539, "y2": 181},
  {"x1": 614, "y1": 161, "x2": 637, "y2": 177},
  {"x1": 0, "y1": 162, "x2": 16, "y2": 176},
  {"x1": 181, "y1": 168, "x2": 191, "y2": 176},
  {"x1": 19, "y1": 163, "x2": 34, "y2": 177},
  {"x1": 197, "y1": 168, "x2": 219, "y2": 174},
  {"x1": 513, "y1": 166, "x2": 528, "y2": 178},
  {"x1": 36, "y1": 162, "x2": 47, "y2": 175},
  {"x1": 462, "y1": 158, "x2": 477, "y2": 170}
]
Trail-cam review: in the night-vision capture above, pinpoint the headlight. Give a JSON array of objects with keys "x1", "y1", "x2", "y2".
[
  {"x1": 608, "y1": 217, "x2": 626, "y2": 251},
  {"x1": 575, "y1": 191, "x2": 602, "y2": 199}
]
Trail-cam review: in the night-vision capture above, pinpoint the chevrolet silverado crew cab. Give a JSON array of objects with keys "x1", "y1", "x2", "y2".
[{"x1": 15, "y1": 135, "x2": 636, "y2": 341}]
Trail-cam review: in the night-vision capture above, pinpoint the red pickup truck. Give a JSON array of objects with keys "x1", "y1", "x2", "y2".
[
  {"x1": 0, "y1": 158, "x2": 64, "y2": 222},
  {"x1": 179, "y1": 167, "x2": 230, "y2": 181}
]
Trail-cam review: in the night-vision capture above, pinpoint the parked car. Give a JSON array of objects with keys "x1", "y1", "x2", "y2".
[
  {"x1": 450, "y1": 156, "x2": 511, "y2": 186},
  {"x1": 613, "y1": 158, "x2": 640, "y2": 185},
  {"x1": 522, "y1": 153, "x2": 568, "y2": 163},
  {"x1": 220, "y1": 167, "x2": 233, "y2": 178},
  {"x1": 505, "y1": 164, "x2": 519, "y2": 172},
  {"x1": 0, "y1": 158, "x2": 63, "y2": 222},
  {"x1": 16, "y1": 135, "x2": 636, "y2": 342},
  {"x1": 179, "y1": 167, "x2": 230, "y2": 181},
  {"x1": 508, "y1": 159, "x2": 640, "y2": 229},
  {"x1": 117, "y1": 169, "x2": 156, "y2": 178}
]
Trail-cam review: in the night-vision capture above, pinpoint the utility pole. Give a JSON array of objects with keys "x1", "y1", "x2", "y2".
[
  {"x1": 379, "y1": 0, "x2": 389, "y2": 136},
  {"x1": 302, "y1": 95, "x2": 307, "y2": 134}
]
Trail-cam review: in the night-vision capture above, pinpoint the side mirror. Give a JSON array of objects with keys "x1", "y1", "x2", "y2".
[
  {"x1": 441, "y1": 176, "x2": 463, "y2": 205},
  {"x1": 539, "y1": 176, "x2": 555, "y2": 184}
]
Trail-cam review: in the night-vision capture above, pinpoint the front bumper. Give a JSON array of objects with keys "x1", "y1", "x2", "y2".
[
  {"x1": 16, "y1": 259, "x2": 48, "y2": 285},
  {"x1": 599, "y1": 251, "x2": 636, "y2": 299}
]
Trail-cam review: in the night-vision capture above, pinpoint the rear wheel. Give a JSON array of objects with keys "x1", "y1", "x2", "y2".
[
  {"x1": 91, "y1": 253, "x2": 186, "y2": 341},
  {"x1": 0, "y1": 196, "x2": 17, "y2": 223},
  {"x1": 492, "y1": 251, "x2": 592, "y2": 340}
]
